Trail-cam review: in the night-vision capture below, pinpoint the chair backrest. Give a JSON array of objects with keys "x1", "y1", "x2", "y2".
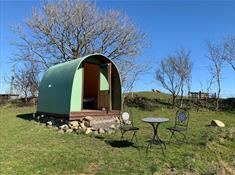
[
  {"x1": 122, "y1": 112, "x2": 129, "y2": 122},
  {"x1": 175, "y1": 108, "x2": 190, "y2": 129},
  {"x1": 121, "y1": 112, "x2": 132, "y2": 125}
]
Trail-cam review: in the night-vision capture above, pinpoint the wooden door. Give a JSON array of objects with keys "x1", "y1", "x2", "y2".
[
  {"x1": 83, "y1": 63, "x2": 100, "y2": 109},
  {"x1": 98, "y1": 91, "x2": 109, "y2": 110},
  {"x1": 98, "y1": 63, "x2": 111, "y2": 110}
]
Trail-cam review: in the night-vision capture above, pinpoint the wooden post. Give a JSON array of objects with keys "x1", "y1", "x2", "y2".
[{"x1": 108, "y1": 63, "x2": 112, "y2": 111}]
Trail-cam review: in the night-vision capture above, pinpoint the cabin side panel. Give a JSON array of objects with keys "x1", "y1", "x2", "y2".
[
  {"x1": 100, "y1": 65, "x2": 109, "y2": 91},
  {"x1": 112, "y1": 65, "x2": 122, "y2": 110},
  {"x1": 37, "y1": 62, "x2": 76, "y2": 115},
  {"x1": 70, "y1": 67, "x2": 83, "y2": 113}
]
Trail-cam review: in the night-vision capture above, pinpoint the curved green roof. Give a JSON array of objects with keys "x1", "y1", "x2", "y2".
[{"x1": 37, "y1": 53, "x2": 121, "y2": 116}]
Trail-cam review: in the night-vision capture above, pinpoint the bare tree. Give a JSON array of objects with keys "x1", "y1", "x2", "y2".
[
  {"x1": 12, "y1": 0, "x2": 146, "y2": 81},
  {"x1": 155, "y1": 56, "x2": 181, "y2": 106},
  {"x1": 205, "y1": 77, "x2": 214, "y2": 94},
  {"x1": 199, "y1": 77, "x2": 214, "y2": 94},
  {"x1": 207, "y1": 42, "x2": 223, "y2": 111},
  {"x1": 223, "y1": 35, "x2": 235, "y2": 71},
  {"x1": 198, "y1": 77, "x2": 215, "y2": 109},
  {"x1": 173, "y1": 49, "x2": 192, "y2": 107},
  {"x1": 155, "y1": 49, "x2": 192, "y2": 106},
  {"x1": 13, "y1": 63, "x2": 39, "y2": 103},
  {"x1": 121, "y1": 60, "x2": 151, "y2": 108},
  {"x1": 186, "y1": 77, "x2": 192, "y2": 96}
]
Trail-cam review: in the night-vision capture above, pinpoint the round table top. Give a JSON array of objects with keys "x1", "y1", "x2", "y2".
[{"x1": 142, "y1": 117, "x2": 169, "y2": 123}]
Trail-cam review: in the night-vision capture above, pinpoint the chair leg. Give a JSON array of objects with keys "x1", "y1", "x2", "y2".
[
  {"x1": 134, "y1": 132, "x2": 138, "y2": 144},
  {"x1": 131, "y1": 132, "x2": 135, "y2": 142},
  {"x1": 160, "y1": 139, "x2": 166, "y2": 149},
  {"x1": 159, "y1": 143, "x2": 165, "y2": 156},
  {"x1": 180, "y1": 132, "x2": 187, "y2": 143},
  {"x1": 146, "y1": 143, "x2": 151, "y2": 154},
  {"x1": 170, "y1": 131, "x2": 187, "y2": 144},
  {"x1": 169, "y1": 131, "x2": 179, "y2": 143},
  {"x1": 131, "y1": 131, "x2": 138, "y2": 144},
  {"x1": 120, "y1": 131, "x2": 125, "y2": 140},
  {"x1": 173, "y1": 132, "x2": 177, "y2": 141},
  {"x1": 132, "y1": 131, "x2": 139, "y2": 150},
  {"x1": 169, "y1": 131, "x2": 174, "y2": 142}
]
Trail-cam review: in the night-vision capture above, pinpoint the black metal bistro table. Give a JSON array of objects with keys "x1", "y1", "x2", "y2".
[{"x1": 142, "y1": 117, "x2": 169, "y2": 154}]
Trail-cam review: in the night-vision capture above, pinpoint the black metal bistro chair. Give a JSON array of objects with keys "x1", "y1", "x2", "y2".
[
  {"x1": 167, "y1": 108, "x2": 190, "y2": 143},
  {"x1": 119, "y1": 111, "x2": 139, "y2": 144}
]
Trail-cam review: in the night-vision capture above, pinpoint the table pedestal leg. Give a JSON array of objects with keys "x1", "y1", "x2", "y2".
[{"x1": 146, "y1": 123, "x2": 166, "y2": 155}]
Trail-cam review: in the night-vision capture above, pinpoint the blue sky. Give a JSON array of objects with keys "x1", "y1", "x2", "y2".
[{"x1": 0, "y1": 0, "x2": 235, "y2": 97}]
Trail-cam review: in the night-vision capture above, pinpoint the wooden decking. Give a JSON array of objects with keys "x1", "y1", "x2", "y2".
[
  {"x1": 36, "y1": 110, "x2": 121, "y2": 121},
  {"x1": 70, "y1": 110, "x2": 121, "y2": 120}
]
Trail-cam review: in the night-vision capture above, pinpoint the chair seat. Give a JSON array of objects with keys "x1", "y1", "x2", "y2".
[
  {"x1": 120, "y1": 126, "x2": 139, "y2": 131},
  {"x1": 167, "y1": 126, "x2": 186, "y2": 132}
]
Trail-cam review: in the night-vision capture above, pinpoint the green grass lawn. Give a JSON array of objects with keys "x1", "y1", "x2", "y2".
[{"x1": 0, "y1": 105, "x2": 235, "y2": 175}]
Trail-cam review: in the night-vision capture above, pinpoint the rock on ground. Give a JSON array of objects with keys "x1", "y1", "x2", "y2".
[
  {"x1": 98, "y1": 128, "x2": 105, "y2": 134},
  {"x1": 211, "y1": 120, "x2": 225, "y2": 127},
  {"x1": 80, "y1": 122, "x2": 86, "y2": 129},
  {"x1": 85, "y1": 128, "x2": 92, "y2": 134},
  {"x1": 46, "y1": 121, "x2": 53, "y2": 126},
  {"x1": 69, "y1": 121, "x2": 79, "y2": 127},
  {"x1": 104, "y1": 128, "x2": 114, "y2": 134},
  {"x1": 84, "y1": 116, "x2": 94, "y2": 121},
  {"x1": 65, "y1": 129, "x2": 73, "y2": 133},
  {"x1": 59, "y1": 124, "x2": 69, "y2": 130},
  {"x1": 109, "y1": 124, "x2": 116, "y2": 129}
]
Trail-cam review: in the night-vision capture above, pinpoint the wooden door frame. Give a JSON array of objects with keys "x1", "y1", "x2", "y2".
[
  {"x1": 108, "y1": 63, "x2": 112, "y2": 111},
  {"x1": 81, "y1": 62, "x2": 100, "y2": 110},
  {"x1": 81, "y1": 66, "x2": 84, "y2": 110},
  {"x1": 97, "y1": 62, "x2": 111, "y2": 111}
]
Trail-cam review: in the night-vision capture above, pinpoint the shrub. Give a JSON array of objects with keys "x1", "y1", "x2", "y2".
[{"x1": 124, "y1": 95, "x2": 157, "y2": 111}]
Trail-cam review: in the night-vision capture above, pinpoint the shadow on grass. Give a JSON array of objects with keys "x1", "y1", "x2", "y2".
[
  {"x1": 94, "y1": 135, "x2": 105, "y2": 140},
  {"x1": 16, "y1": 113, "x2": 34, "y2": 121},
  {"x1": 105, "y1": 140, "x2": 134, "y2": 148}
]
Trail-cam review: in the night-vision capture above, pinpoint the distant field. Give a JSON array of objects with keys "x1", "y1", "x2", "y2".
[
  {"x1": 0, "y1": 100, "x2": 235, "y2": 174},
  {"x1": 126, "y1": 91, "x2": 172, "y2": 99},
  {"x1": 126, "y1": 91, "x2": 235, "y2": 111}
]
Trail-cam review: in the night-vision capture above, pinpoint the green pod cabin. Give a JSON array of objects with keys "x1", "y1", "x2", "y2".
[{"x1": 37, "y1": 54, "x2": 121, "y2": 120}]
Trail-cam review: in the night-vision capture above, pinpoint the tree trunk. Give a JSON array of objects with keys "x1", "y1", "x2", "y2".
[
  {"x1": 131, "y1": 91, "x2": 134, "y2": 98},
  {"x1": 216, "y1": 79, "x2": 221, "y2": 111},
  {"x1": 24, "y1": 97, "x2": 28, "y2": 104},
  {"x1": 172, "y1": 94, "x2": 176, "y2": 106},
  {"x1": 24, "y1": 91, "x2": 28, "y2": 104},
  {"x1": 216, "y1": 98, "x2": 219, "y2": 111},
  {"x1": 180, "y1": 83, "x2": 184, "y2": 107}
]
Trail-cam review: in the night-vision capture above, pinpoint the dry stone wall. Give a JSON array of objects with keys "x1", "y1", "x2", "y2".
[{"x1": 33, "y1": 114, "x2": 121, "y2": 135}]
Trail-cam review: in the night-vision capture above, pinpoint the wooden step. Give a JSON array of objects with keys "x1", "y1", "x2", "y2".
[
  {"x1": 90, "y1": 117, "x2": 116, "y2": 129},
  {"x1": 70, "y1": 110, "x2": 121, "y2": 120}
]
